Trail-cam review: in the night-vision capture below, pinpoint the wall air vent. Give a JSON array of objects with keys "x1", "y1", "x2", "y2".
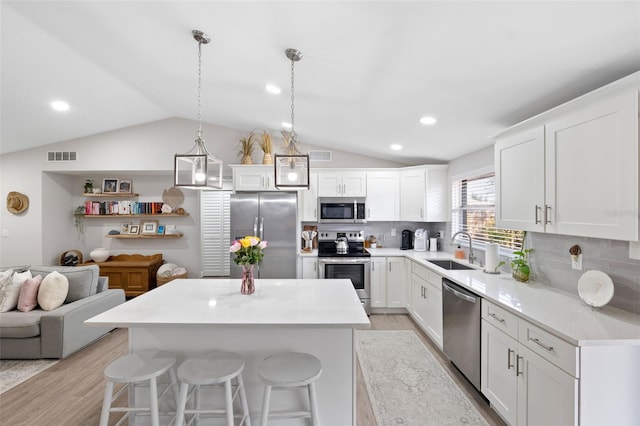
[
  {"x1": 308, "y1": 150, "x2": 332, "y2": 162},
  {"x1": 47, "y1": 151, "x2": 77, "y2": 162}
]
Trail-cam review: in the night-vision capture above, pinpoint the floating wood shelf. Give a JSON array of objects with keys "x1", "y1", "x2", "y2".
[
  {"x1": 84, "y1": 213, "x2": 189, "y2": 218},
  {"x1": 106, "y1": 234, "x2": 183, "y2": 239},
  {"x1": 83, "y1": 193, "x2": 140, "y2": 197}
]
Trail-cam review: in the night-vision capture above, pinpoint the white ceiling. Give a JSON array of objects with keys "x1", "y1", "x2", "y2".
[{"x1": 1, "y1": 1, "x2": 639, "y2": 164}]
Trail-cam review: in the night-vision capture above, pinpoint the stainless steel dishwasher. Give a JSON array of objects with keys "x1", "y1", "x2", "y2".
[{"x1": 442, "y1": 278, "x2": 481, "y2": 390}]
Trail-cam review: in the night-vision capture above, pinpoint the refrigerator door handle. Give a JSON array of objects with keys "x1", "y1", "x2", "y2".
[
  {"x1": 253, "y1": 217, "x2": 258, "y2": 237},
  {"x1": 259, "y1": 217, "x2": 264, "y2": 240}
]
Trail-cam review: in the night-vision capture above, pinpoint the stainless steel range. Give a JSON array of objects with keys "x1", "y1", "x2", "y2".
[{"x1": 317, "y1": 230, "x2": 371, "y2": 314}]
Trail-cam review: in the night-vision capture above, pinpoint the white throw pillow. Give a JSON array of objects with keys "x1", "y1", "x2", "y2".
[
  {"x1": 38, "y1": 271, "x2": 69, "y2": 311},
  {"x1": 0, "y1": 269, "x2": 31, "y2": 312}
]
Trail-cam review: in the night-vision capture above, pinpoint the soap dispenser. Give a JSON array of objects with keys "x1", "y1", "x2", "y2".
[{"x1": 454, "y1": 245, "x2": 465, "y2": 259}]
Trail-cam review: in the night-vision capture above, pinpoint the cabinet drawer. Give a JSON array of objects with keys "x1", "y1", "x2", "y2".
[
  {"x1": 482, "y1": 299, "x2": 518, "y2": 339},
  {"x1": 518, "y1": 320, "x2": 578, "y2": 377}
]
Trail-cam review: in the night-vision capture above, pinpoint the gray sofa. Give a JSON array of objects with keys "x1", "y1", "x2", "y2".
[{"x1": 0, "y1": 265, "x2": 125, "y2": 359}]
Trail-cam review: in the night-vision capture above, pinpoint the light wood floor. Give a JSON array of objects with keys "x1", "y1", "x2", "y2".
[{"x1": 0, "y1": 314, "x2": 505, "y2": 425}]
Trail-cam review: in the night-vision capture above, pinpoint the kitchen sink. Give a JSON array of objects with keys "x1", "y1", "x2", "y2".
[{"x1": 425, "y1": 259, "x2": 474, "y2": 270}]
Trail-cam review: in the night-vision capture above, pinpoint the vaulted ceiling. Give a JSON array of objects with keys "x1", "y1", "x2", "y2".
[{"x1": 1, "y1": 1, "x2": 638, "y2": 164}]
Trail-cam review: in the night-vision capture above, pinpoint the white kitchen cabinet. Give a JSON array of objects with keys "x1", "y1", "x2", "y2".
[
  {"x1": 317, "y1": 171, "x2": 366, "y2": 197},
  {"x1": 370, "y1": 258, "x2": 387, "y2": 307},
  {"x1": 301, "y1": 257, "x2": 318, "y2": 279},
  {"x1": 366, "y1": 171, "x2": 399, "y2": 221},
  {"x1": 386, "y1": 257, "x2": 406, "y2": 308},
  {"x1": 231, "y1": 165, "x2": 276, "y2": 191},
  {"x1": 299, "y1": 171, "x2": 318, "y2": 221},
  {"x1": 409, "y1": 261, "x2": 443, "y2": 348},
  {"x1": 481, "y1": 300, "x2": 578, "y2": 426},
  {"x1": 495, "y1": 90, "x2": 639, "y2": 241},
  {"x1": 400, "y1": 166, "x2": 448, "y2": 222}
]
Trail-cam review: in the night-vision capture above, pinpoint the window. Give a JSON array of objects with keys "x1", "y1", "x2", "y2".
[{"x1": 451, "y1": 172, "x2": 523, "y2": 252}]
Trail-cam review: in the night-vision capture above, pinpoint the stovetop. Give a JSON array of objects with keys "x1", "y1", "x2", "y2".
[{"x1": 317, "y1": 230, "x2": 371, "y2": 257}]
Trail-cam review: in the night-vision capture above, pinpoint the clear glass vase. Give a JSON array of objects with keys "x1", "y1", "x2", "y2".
[
  {"x1": 241, "y1": 264, "x2": 255, "y2": 295},
  {"x1": 512, "y1": 267, "x2": 530, "y2": 283}
]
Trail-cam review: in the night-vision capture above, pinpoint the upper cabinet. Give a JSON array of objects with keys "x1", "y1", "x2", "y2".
[
  {"x1": 400, "y1": 165, "x2": 448, "y2": 222},
  {"x1": 299, "y1": 171, "x2": 319, "y2": 221},
  {"x1": 366, "y1": 171, "x2": 400, "y2": 221},
  {"x1": 317, "y1": 171, "x2": 366, "y2": 197},
  {"x1": 496, "y1": 90, "x2": 639, "y2": 241},
  {"x1": 232, "y1": 165, "x2": 276, "y2": 191}
]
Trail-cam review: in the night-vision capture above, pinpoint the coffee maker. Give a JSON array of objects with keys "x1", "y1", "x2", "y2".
[{"x1": 401, "y1": 229, "x2": 414, "y2": 250}]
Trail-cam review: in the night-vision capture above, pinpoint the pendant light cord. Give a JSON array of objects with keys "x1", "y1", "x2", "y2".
[{"x1": 197, "y1": 39, "x2": 203, "y2": 138}]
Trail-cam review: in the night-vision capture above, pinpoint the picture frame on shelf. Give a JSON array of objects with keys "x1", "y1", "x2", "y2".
[
  {"x1": 165, "y1": 224, "x2": 178, "y2": 235},
  {"x1": 157, "y1": 225, "x2": 165, "y2": 235},
  {"x1": 129, "y1": 224, "x2": 140, "y2": 235},
  {"x1": 118, "y1": 178, "x2": 132, "y2": 193},
  {"x1": 102, "y1": 178, "x2": 119, "y2": 193},
  {"x1": 120, "y1": 223, "x2": 131, "y2": 234},
  {"x1": 141, "y1": 220, "x2": 159, "y2": 235}
]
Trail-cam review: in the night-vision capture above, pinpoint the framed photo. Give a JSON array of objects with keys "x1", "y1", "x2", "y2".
[
  {"x1": 118, "y1": 179, "x2": 132, "y2": 194},
  {"x1": 157, "y1": 225, "x2": 165, "y2": 235},
  {"x1": 165, "y1": 224, "x2": 178, "y2": 235},
  {"x1": 141, "y1": 220, "x2": 159, "y2": 235},
  {"x1": 102, "y1": 178, "x2": 119, "y2": 193},
  {"x1": 129, "y1": 224, "x2": 140, "y2": 235},
  {"x1": 120, "y1": 223, "x2": 131, "y2": 234}
]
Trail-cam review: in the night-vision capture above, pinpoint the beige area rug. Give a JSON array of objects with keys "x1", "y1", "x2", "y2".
[
  {"x1": 356, "y1": 330, "x2": 489, "y2": 426},
  {"x1": 0, "y1": 359, "x2": 59, "y2": 394}
]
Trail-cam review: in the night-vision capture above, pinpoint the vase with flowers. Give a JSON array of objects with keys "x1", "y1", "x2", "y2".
[{"x1": 230, "y1": 235, "x2": 268, "y2": 294}]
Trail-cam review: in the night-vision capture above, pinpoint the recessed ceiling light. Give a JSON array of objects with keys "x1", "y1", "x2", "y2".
[
  {"x1": 51, "y1": 100, "x2": 70, "y2": 111},
  {"x1": 281, "y1": 122, "x2": 292, "y2": 129},
  {"x1": 390, "y1": 144, "x2": 403, "y2": 151},
  {"x1": 265, "y1": 84, "x2": 281, "y2": 94},
  {"x1": 419, "y1": 115, "x2": 437, "y2": 125}
]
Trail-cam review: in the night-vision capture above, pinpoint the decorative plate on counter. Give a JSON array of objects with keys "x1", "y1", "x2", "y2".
[{"x1": 577, "y1": 270, "x2": 614, "y2": 308}]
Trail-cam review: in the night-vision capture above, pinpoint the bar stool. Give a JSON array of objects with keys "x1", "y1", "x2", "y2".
[
  {"x1": 258, "y1": 352, "x2": 322, "y2": 426},
  {"x1": 100, "y1": 350, "x2": 178, "y2": 426},
  {"x1": 174, "y1": 351, "x2": 251, "y2": 426}
]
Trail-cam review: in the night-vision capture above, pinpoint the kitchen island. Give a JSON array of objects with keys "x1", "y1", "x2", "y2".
[{"x1": 86, "y1": 278, "x2": 370, "y2": 425}]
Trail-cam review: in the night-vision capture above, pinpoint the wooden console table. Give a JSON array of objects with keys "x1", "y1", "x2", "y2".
[{"x1": 81, "y1": 254, "x2": 164, "y2": 297}]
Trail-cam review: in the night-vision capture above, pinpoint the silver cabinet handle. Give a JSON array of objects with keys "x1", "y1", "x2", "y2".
[
  {"x1": 545, "y1": 204, "x2": 552, "y2": 224},
  {"x1": 389, "y1": 262, "x2": 392, "y2": 272},
  {"x1": 507, "y1": 348, "x2": 514, "y2": 370},
  {"x1": 420, "y1": 208, "x2": 424, "y2": 218},
  {"x1": 516, "y1": 355, "x2": 523, "y2": 376},
  {"x1": 534, "y1": 205, "x2": 541, "y2": 224},
  {"x1": 313, "y1": 208, "x2": 317, "y2": 219},
  {"x1": 489, "y1": 312, "x2": 505, "y2": 323},
  {"x1": 314, "y1": 262, "x2": 317, "y2": 272},
  {"x1": 530, "y1": 337, "x2": 554, "y2": 352},
  {"x1": 367, "y1": 208, "x2": 371, "y2": 218},
  {"x1": 372, "y1": 262, "x2": 375, "y2": 271},
  {"x1": 261, "y1": 176, "x2": 264, "y2": 187}
]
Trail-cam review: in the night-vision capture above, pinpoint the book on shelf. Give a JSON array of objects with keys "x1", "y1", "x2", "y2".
[{"x1": 84, "y1": 200, "x2": 165, "y2": 216}]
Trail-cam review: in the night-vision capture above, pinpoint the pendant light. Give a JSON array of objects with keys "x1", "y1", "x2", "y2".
[
  {"x1": 274, "y1": 48, "x2": 310, "y2": 189},
  {"x1": 174, "y1": 30, "x2": 223, "y2": 189}
]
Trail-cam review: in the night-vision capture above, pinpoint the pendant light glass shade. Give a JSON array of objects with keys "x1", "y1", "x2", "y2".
[
  {"x1": 274, "y1": 48, "x2": 309, "y2": 189},
  {"x1": 174, "y1": 30, "x2": 223, "y2": 190}
]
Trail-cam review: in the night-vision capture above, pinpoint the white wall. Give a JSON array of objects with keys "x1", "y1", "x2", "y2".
[{"x1": 0, "y1": 117, "x2": 406, "y2": 272}]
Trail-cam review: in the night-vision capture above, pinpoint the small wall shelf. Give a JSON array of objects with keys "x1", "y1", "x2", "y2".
[
  {"x1": 106, "y1": 234, "x2": 183, "y2": 239},
  {"x1": 83, "y1": 213, "x2": 189, "y2": 218},
  {"x1": 83, "y1": 193, "x2": 140, "y2": 197}
]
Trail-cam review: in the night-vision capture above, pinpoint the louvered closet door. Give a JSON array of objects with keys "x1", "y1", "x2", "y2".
[{"x1": 201, "y1": 191, "x2": 231, "y2": 276}]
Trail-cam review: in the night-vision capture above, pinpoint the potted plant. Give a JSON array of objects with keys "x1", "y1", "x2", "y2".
[
  {"x1": 73, "y1": 206, "x2": 86, "y2": 238},
  {"x1": 237, "y1": 131, "x2": 256, "y2": 165},
  {"x1": 84, "y1": 179, "x2": 94, "y2": 194},
  {"x1": 259, "y1": 131, "x2": 274, "y2": 165},
  {"x1": 511, "y1": 248, "x2": 533, "y2": 282}
]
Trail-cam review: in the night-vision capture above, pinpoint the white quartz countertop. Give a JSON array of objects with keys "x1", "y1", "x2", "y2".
[
  {"x1": 369, "y1": 248, "x2": 640, "y2": 346},
  {"x1": 86, "y1": 279, "x2": 371, "y2": 329}
]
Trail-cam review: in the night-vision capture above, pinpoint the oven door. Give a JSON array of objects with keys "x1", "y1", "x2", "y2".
[{"x1": 318, "y1": 257, "x2": 370, "y2": 300}]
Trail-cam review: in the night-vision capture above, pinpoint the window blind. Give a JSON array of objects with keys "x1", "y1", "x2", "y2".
[{"x1": 451, "y1": 173, "x2": 523, "y2": 251}]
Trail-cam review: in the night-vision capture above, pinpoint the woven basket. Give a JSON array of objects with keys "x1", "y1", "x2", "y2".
[
  {"x1": 157, "y1": 272, "x2": 188, "y2": 286},
  {"x1": 60, "y1": 249, "x2": 83, "y2": 266}
]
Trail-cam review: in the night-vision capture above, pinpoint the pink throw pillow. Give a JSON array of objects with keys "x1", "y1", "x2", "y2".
[{"x1": 18, "y1": 275, "x2": 43, "y2": 312}]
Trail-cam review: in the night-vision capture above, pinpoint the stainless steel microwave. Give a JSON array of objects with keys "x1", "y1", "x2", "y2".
[{"x1": 318, "y1": 198, "x2": 367, "y2": 224}]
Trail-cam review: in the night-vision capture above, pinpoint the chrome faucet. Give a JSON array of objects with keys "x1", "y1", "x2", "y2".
[{"x1": 450, "y1": 231, "x2": 477, "y2": 264}]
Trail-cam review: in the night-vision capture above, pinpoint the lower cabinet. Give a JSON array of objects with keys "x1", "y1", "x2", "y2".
[
  {"x1": 301, "y1": 257, "x2": 318, "y2": 279},
  {"x1": 410, "y1": 261, "x2": 443, "y2": 349},
  {"x1": 371, "y1": 257, "x2": 407, "y2": 308},
  {"x1": 481, "y1": 300, "x2": 578, "y2": 425}
]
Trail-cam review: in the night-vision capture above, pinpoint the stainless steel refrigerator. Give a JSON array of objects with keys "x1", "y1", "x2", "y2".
[{"x1": 230, "y1": 192, "x2": 298, "y2": 278}]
